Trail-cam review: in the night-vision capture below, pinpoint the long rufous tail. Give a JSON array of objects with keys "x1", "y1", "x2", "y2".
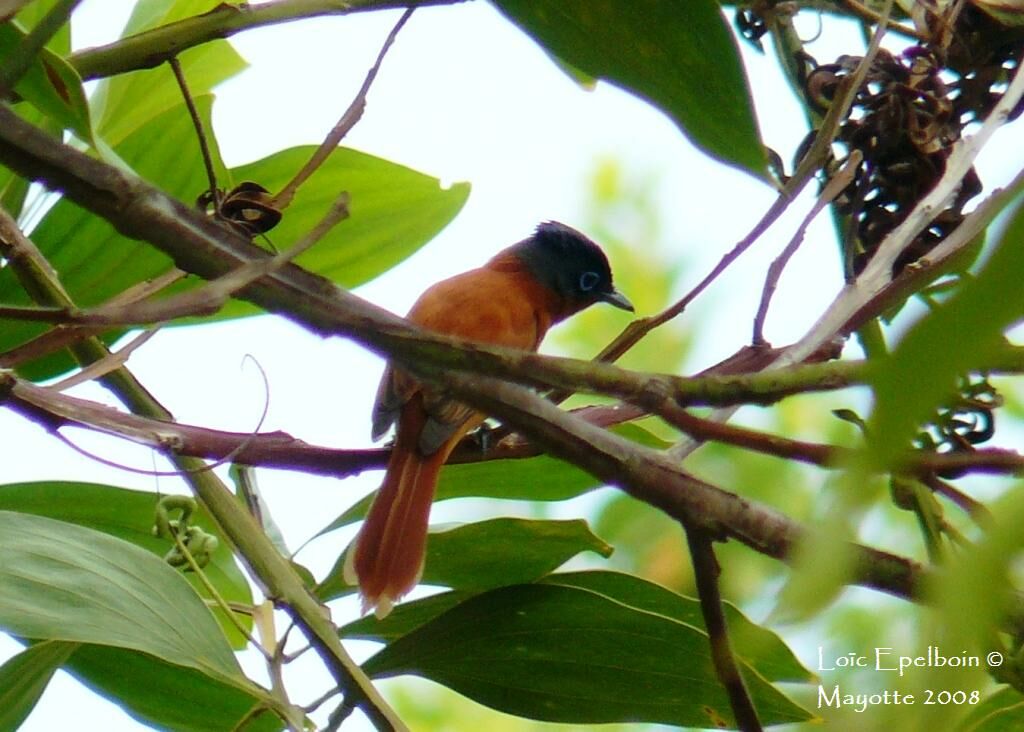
[{"x1": 344, "y1": 403, "x2": 452, "y2": 618}]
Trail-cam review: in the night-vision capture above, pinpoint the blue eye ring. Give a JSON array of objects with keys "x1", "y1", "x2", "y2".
[{"x1": 579, "y1": 271, "x2": 600, "y2": 291}]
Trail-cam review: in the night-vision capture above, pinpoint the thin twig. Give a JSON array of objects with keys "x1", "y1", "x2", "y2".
[
  {"x1": 659, "y1": 402, "x2": 1024, "y2": 481},
  {"x1": 48, "y1": 328, "x2": 159, "y2": 390},
  {"x1": 922, "y1": 473, "x2": 994, "y2": 526},
  {"x1": 838, "y1": 164, "x2": 1024, "y2": 336},
  {"x1": 47, "y1": 355, "x2": 273, "y2": 479},
  {"x1": 169, "y1": 56, "x2": 220, "y2": 206},
  {"x1": 10, "y1": 367, "x2": 1024, "y2": 486},
  {"x1": 303, "y1": 686, "x2": 342, "y2": 714},
  {"x1": 667, "y1": 1, "x2": 912, "y2": 458},
  {"x1": 0, "y1": 279, "x2": 184, "y2": 368},
  {"x1": 272, "y1": 8, "x2": 414, "y2": 209},
  {"x1": 752, "y1": 149, "x2": 862, "y2": 344},
  {"x1": 327, "y1": 698, "x2": 358, "y2": 732},
  {"x1": 685, "y1": 527, "x2": 763, "y2": 732}
]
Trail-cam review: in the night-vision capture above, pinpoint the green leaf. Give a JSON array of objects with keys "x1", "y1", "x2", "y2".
[
  {"x1": 490, "y1": 0, "x2": 765, "y2": 177},
  {"x1": 0, "y1": 481, "x2": 253, "y2": 648},
  {"x1": 422, "y1": 517, "x2": 612, "y2": 589},
  {"x1": 320, "y1": 423, "x2": 662, "y2": 534},
  {"x1": 0, "y1": 21, "x2": 91, "y2": 140},
  {"x1": 0, "y1": 511, "x2": 243, "y2": 685},
  {"x1": 0, "y1": 640, "x2": 77, "y2": 731},
  {"x1": 89, "y1": 0, "x2": 245, "y2": 146},
  {"x1": 226, "y1": 145, "x2": 470, "y2": 297},
  {"x1": 867, "y1": 196, "x2": 1024, "y2": 469},
  {"x1": 319, "y1": 517, "x2": 613, "y2": 601},
  {"x1": 362, "y1": 583, "x2": 812, "y2": 726},
  {"x1": 120, "y1": 0, "x2": 222, "y2": 36},
  {"x1": 343, "y1": 570, "x2": 812, "y2": 687},
  {"x1": 543, "y1": 570, "x2": 813, "y2": 683},
  {"x1": 64, "y1": 645, "x2": 284, "y2": 732}
]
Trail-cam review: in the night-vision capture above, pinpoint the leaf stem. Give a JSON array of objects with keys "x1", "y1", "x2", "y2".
[{"x1": 685, "y1": 527, "x2": 763, "y2": 732}]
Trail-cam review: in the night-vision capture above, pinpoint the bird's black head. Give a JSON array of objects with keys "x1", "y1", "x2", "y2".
[{"x1": 511, "y1": 221, "x2": 633, "y2": 318}]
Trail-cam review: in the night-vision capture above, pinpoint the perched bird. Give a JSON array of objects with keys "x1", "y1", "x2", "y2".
[{"x1": 345, "y1": 221, "x2": 633, "y2": 617}]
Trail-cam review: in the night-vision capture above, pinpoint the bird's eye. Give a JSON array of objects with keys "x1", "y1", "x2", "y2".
[{"x1": 579, "y1": 271, "x2": 600, "y2": 291}]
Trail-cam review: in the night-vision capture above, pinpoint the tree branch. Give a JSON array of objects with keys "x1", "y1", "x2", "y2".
[{"x1": 68, "y1": 0, "x2": 467, "y2": 82}]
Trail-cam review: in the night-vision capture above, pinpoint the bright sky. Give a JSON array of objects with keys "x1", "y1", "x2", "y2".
[{"x1": 5, "y1": 1, "x2": 1024, "y2": 730}]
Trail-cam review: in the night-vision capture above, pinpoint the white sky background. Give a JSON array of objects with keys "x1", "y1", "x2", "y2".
[{"x1": 4, "y1": 1, "x2": 1024, "y2": 729}]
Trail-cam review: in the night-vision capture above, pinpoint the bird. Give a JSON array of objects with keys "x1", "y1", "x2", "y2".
[{"x1": 344, "y1": 221, "x2": 633, "y2": 617}]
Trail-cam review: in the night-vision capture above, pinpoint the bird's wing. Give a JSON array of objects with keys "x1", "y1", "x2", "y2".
[
  {"x1": 370, "y1": 364, "x2": 415, "y2": 441},
  {"x1": 371, "y1": 267, "x2": 550, "y2": 455}
]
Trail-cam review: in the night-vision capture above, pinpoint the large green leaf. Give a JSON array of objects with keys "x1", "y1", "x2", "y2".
[
  {"x1": 320, "y1": 423, "x2": 662, "y2": 534},
  {"x1": 64, "y1": 645, "x2": 284, "y2": 732},
  {"x1": 867, "y1": 196, "x2": 1024, "y2": 468},
  {"x1": 88, "y1": 0, "x2": 245, "y2": 145},
  {"x1": 227, "y1": 145, "x2": 470, "y2": 296},
  {"x1": 319, "y1": 517, "x2": 613, "y2": 600},
  {"x1": 544, "y1": 570, "x2": 813, "y2": 684},
  {"x1": 0, "y1": 511, "x2": 243, "y2": 686},
  {"x1": 342, "y1": 570, "x2": 811, "y2": 686},
  {"x1": 0, "y1": 640, "x2": 286, "y2": 732},
  {"x1": 491, "y1": 0, "x2": 765, "y2": 177},
  {"x1": 0, "y1": 640, "x2": 76, "y2": 731},
  {"x1": 0, "y1": 482, "x2": 253, "y2": 648},
  {"x1": 362, "y1": 582, "x2": 811, "y2": 727},
  {"x1": 0, "y1": 20, "x2": 91, "y2": 140}
]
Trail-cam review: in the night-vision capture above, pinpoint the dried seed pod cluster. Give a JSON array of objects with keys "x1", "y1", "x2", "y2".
[
  {"x1": 915, "y1": 376, "x2": 1003, "y2": 472},
  {"x1": 799, "y1": 5, "x2": 1022, "y2": 276}
]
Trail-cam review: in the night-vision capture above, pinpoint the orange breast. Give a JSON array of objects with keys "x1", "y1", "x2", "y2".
[{"x1": 407, "y1": 266, "x2": 560, "y2": 351}]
